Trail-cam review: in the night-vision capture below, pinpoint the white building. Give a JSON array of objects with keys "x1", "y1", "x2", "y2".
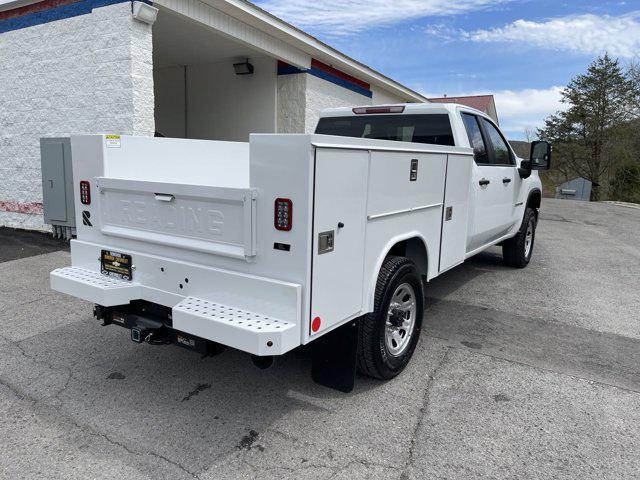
[{"x1": 0, "y1": 0, "x2": 427, "y2": 231}]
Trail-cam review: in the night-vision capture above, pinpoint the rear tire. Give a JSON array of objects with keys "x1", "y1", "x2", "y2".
[
  {"x1": 502, "y1": 207, "x2": 537, "y2": 268},
  {"x1": 357, "y1": 256, "x2": 424, "y2": 380}
]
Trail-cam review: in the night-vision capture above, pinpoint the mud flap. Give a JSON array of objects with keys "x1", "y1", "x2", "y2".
[{"x1": 311, "y1": 320, "x2": 359, "y2": 393}]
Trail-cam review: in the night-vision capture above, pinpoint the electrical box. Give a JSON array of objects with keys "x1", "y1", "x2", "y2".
[{"x1": 40, "y1": 137, "x2": 76, "y2": 238}]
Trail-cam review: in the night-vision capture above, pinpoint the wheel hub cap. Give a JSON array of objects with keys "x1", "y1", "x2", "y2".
[
  {"x1": 385, "y1": 283, "x2": 417, "y2": 357},
  {"x1": 524, "y1": 218, "x2": 534, "y2": 258}
]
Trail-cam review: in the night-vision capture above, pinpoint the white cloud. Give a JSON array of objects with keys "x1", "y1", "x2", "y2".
[
  {"x1": 255, "y1": 0, "x2": 513, "y2": 35},
  {"x1": 493, "y1": 87, "x2": 566, "y2": 137},
  {"x1": 464, "y1": 12, "x2": 640, "y2": 58},
  {"x1": 424, "y1": 87, "x2": 566, "y2": 138}
]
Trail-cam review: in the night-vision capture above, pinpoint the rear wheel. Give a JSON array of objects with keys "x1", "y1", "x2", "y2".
[
  {"x1": 357, "y1": 256, "x2": 424, "y2": 380},
  {"x1": 502, "y1": 207, "x2": 537, "y2": 268}
]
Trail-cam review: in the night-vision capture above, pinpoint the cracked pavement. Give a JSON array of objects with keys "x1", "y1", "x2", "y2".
[{"x1": 0, "y1": 199, "x2": 639, "y2": 479}]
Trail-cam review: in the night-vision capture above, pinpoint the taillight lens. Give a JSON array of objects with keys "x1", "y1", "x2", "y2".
[
  {"x1": 274, "y1": 198, "x2": 292, "y2": 231},
  {"x1": 80, "y1": 181, "x2": 91, "y2": 205}
]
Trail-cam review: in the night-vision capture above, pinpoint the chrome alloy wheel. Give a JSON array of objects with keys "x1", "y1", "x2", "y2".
[
  {"x1": 524, "y1": 217, "x2": 535, "y2": 258},
  {"x1": 385, "y1": 283, "x2": 417, "y2": 357}
]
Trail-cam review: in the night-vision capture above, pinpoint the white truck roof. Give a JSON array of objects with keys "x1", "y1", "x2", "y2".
[{"x1": 318, "y1": 102, "x2": 487, "y2": 119}]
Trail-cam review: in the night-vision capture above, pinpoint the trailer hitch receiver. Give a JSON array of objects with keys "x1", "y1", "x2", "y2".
[{"x1": 131, "y1": 327, "x2": 143, "y2": 343}]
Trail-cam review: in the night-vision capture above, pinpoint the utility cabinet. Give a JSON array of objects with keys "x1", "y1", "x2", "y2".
[{"x1": 40, "y1": 137, "x2": 76, "y2": 238}]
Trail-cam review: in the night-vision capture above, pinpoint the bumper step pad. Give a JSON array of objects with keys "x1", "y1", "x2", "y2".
[
  {"x1": 172, "y1": 297, "x2": 298, "y2": 356},
  {"x1": 51, "y1": 267, "x2": 140, "y2": 306}
]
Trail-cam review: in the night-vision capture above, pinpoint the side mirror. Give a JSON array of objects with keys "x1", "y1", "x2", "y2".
[{"x1": 530, "y1": 141, "x2": 551, "y2": 170}]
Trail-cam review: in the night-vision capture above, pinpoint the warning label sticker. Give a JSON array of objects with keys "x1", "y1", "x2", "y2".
[{"x1": 105, "y1": 135, "x2": 121, "y2": 148}]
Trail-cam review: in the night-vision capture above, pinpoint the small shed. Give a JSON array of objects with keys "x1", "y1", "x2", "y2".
[{"x1": 555, "y1": 177, "x2": 593, "y2": 201}]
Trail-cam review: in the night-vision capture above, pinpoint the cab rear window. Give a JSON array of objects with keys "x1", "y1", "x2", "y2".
[{"x1": 315, "y1": 114, "x2": 455, "y2": 146}]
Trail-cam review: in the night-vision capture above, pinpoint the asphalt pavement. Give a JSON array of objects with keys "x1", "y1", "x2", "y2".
[{"x1": 0, "y1": 198, "x2": 638, "y2": 479}]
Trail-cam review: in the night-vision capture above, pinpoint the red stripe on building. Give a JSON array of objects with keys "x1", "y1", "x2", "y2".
[
  {"x1": 0, "y1": 0, "x2": 80, "y2": 20},
  {"x1": 0, "y1": 201, "x2": 44, "y2": 214},
  {"x1": 311, "y1": 59, "x2": 370, "y2": 91}
]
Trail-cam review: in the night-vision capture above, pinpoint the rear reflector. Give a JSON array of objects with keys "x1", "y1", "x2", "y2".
[
  {"x1": 80, "y1": 181, "x2": 91, "y2": 205},
  {"x1": 274, "y1": 198, "x2": 292, "y2": 231},
  {"x1": 352, "y1": 106, "x2": 405, "y2": 115}
]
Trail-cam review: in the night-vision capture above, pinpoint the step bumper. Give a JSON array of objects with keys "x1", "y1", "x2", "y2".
[
  {"x1": 51, "y1": 266, "x2": 141, "y2": 306},
  {"x1": 173, "y1": 297, "x2": 298, "y2": 356},
  {"x1": 51, "y1": 266, "x2": 301, "y2": 356}
]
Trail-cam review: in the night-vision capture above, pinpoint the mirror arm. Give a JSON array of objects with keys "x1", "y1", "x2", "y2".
[
  {"x1": 519, "y1": 160, "x2": 532, "y2": 179},
  {"x1": 518, "y1": 167, "x2": 531, "y2": 179}
]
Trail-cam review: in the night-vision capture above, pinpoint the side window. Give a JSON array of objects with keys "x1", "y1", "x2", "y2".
[
  {"x1": 481, "y1": 118, "x2": 513, "y2": 165},
  {"x1": 461, "y1": 113, "x2": 488, "y2": 164}
]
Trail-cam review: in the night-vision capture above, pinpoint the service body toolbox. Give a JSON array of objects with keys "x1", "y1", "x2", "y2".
[{"x1": 51, "y1": 133, "x2": 469, "y2": 352}]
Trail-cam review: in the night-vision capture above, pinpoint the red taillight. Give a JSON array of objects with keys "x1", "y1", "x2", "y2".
[
  {"x1": 80, "y1": 181, "x2": 91, "y2": 205},
  {"x1": 274, "y1": 198, "x2": 292, "y2": 231},
  {"x1": 311, "y1": 316, "x2": 321, "y2": 333},
  {"x1": 352, "y1": 106, "x2": 405, "y2": 115}
]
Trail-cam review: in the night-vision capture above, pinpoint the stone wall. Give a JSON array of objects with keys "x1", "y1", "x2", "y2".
[{"x1": 0, "y1": 1, "x2": 154, "y2": 230}]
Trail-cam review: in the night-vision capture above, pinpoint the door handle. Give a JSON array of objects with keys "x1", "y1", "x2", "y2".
[
  {"x1": 503, "y1": 178, "x2": 512, "y2": 184},
  {"x1": 479, "y1": 179, "x2": 490, "y2": 186},
  {"x1": 154, "y1": 193, "x2": 175, "y2": 202}
]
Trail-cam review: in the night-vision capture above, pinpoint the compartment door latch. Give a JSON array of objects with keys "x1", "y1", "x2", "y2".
[
  {"x1": 318, "y1": 230, "x2": 334, "y2": 254},
  {"x1": 410, "y1": 159, "x2": 419, "y2": 181}
]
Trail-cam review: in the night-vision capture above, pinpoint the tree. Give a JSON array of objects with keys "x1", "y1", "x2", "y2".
[
  {"x1": 538, "y1": 54, "x2": 640, "y2": 200},
  {"x1": 523, "y1": 127, "x2": 535, "y2": 143},
  {"x1": 628, "y1": 57, "x2": 640, "y2": 113},
  {"x1": 610, "y1": 163, "x2": 640, "y2": 204}
]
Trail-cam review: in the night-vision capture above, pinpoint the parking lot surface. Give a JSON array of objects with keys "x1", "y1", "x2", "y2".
[{"x1": 0, "y1": 198, "x2": 638, "y2": 479}]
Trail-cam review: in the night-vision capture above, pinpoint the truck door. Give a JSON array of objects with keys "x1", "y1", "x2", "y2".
[
  {"x1": 478, "y1": 117, "x2": 517, "y2": 234},
  {"x1": 310, "y1": 148, "x2": 368, "y2": 336},
  {"x1": 462, "y1": 113, "x2": 514, "y2": 251}
]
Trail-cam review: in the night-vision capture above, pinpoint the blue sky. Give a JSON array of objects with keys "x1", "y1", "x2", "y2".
[{"x1": 254, "y1": 0, "x2": 640, "y2": 139}]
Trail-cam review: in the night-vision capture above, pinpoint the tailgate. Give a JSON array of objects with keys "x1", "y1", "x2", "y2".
[{"x1": 97, "y1": 177, "x2": 257, "y2": 260}]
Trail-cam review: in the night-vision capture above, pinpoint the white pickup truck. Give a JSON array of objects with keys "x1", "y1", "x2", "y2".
[{"x1": 50, "y1": 103, "x2": 550, "y2": 392}]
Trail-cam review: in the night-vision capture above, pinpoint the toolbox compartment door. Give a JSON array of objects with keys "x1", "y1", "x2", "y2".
[
  {"x1": 97, "y1": 177, "x2": 257, "y2": 260},
  {"x1": 310, "y1": 148, "x2": 368, "y2": 335},
  {"x1": 439, "y1": 154, "x2": 473, "y2": 272}
]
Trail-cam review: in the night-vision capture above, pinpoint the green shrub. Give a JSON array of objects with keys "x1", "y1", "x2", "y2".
[{"x1": 609, "y1": 164, "x2": 640, "y2": 203}]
